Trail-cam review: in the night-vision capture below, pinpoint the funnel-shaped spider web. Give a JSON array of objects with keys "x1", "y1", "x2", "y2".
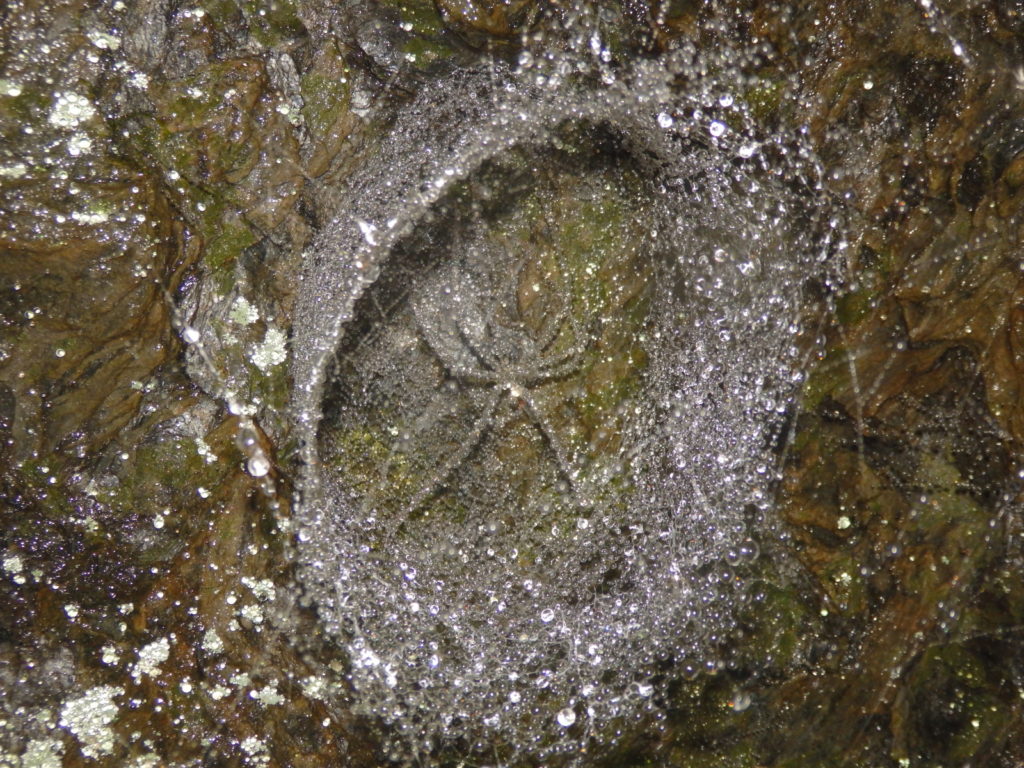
[{"x1": 382, "y1": 240, "x2": 592, "y2": 540}]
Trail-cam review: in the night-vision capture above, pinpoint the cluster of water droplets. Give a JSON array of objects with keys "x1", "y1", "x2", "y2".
[{"x1": 291, "y1": 11, "x2": 844, "y2": 762}]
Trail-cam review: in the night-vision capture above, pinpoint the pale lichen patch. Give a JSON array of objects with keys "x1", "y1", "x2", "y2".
[
  {"x1": 249, "y1": 328, "x2": 287, "y2": 372},
  {"x1": 239, "y1": 735, "x2": 269, "y2": 766},
  {"x1": 209, "y1": 683, "x2": 231, "y2": 701},
  {"x1": 0, "y1": 163, "x2": 28, "y2": 179},
  {"x1": 100, "y1": 645, "x2": 119, "y2": 666},
  {"x1": 201, "y1": 628, "x2": 225, "y2": 654},
  {"x1": 0, "y1": 78, "x2": 23, "y2": 97},
  {"x1": 3, "y1": 553, "x2": 26, "y2": 585},
  {"x1": 240, "y1": 576, "x2": 276, "y2": 602},
  {"x1": 301, "y1": 675, "x2": 329, "y2": 701},
  {"x1": 131, "y1": 637, "x2": 170, "y2": 681},
  {"x1": 229, "y1": 296, "x2": 259, "y2": 326},
  {"x1": 59, "y1": 685, "x2": 123, "y2": 759},
  {"x1": 249, "y1": 681, "x2": 284, "y2": 707},
  {"x1": 19, "y1": 737, "x2": 64, "y2": 768},
  {"x1": 87, "y1": 30, "x2": 121, "y2": 50}
]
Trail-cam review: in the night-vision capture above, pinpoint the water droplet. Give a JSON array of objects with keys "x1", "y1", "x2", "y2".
[
  {"x1": 739, "y1": 538, "x2": 760, "y2": 562},
  {"x1": 182, "y1": 326, "x2": 200, "y2": 344},
  {"x1": 731, "y1": 691, "x2": 752, "y2": 712},
  {"x1": 709, "y1": 120, "x2": 726, "y2": 138},
  {"x1": 357, "y1": 219, "x2": 379, "y2": 245},
  {"x1": 540, "y1": 608, "x2": 555, "y2": 623},
  {"x1": 557, "y1": 707, "x2": 576, "y2": 727},
  {"x1": 247, "y1": 452, "x2": 270, "y2": 478},
  {"x1": 657, "y1": 112, "x2": 673, "y2": 128}
]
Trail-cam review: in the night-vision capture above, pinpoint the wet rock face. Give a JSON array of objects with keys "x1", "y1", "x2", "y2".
[
  {"x1": 291, "y1": 48, "x2": 838, "y2": 757},
  {"x1": 2, "y1": 0, "x2": 1024, "y2": 766}
]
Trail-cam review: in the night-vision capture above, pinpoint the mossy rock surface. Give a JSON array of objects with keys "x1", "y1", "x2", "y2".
[{"x1": 1, "y1": 0, "x2": 1023, "y2": 766}]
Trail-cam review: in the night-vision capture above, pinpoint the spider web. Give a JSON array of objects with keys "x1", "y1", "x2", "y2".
[{"x1": 290, "y1": 3, "x2": 1024, "y2": 765}]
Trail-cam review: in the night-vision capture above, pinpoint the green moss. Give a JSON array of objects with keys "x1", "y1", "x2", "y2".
[
  {"x1": 382, "y1": 0, "x2": 447, "y2": 38},
  {"x1": 250, "y1": 358, "x2": 290, "y2": 412},
  {"x1": 909, "y1": 453, "x2": 988, "y2": 540},
  {"x1": 112, "y1": 437, "x2": 228, "y2": 511},
  {"x1": 128, "y1": 108, "x2": 259, "y2": 290},
  {"x1": 906, "y1": 644, "x2": 1012, "y2": 765},
  {"x1": 124, "y1": 123, "x2": 254, "y2": 292},
  {"x1": 402, "y1": 36, "x2": 457, "y2": 67},
  {"x1": 820, "y1": 553, "x2": 867, "y2": 615},
  {"x1": 741, "y1": 579, "x2": 815, "y2": 665},
  {"x1": 241, "y1": 0, "x2": 306, "y2": 47},
  {"x1": 199, "y1": 0, "x2": 245, "y2": 28},
  {"x1": 327, "y1": 421, "x2": 414, "y2": 502},
  {"x1": 205, "y1": 218, "x2": 257, "y2": 291},
  {"x1": 663, "y1": 674, "x2": 766, "y2": 768},
  {"x1": 326, "y1": 416, "x2": 481, "y2": 543},
  {"x1": 300, "y1": 68, "x2": 351, "y2": 141},
  {"x1": 797, "y1": 343, "x2": 853, "y2": 412},
  {"x1": 0, "y1": 84, "x2": 53, "y2": 124},
  {"x1": 379, "y1": 0, "x2": 459, "y2": 65},
  {"x1": 745, "y1": 74, "x2": 785, "y2": 124},
  {"x1": 11, "y1": 460, "x2": 77, "y2": 522},
  {"x1": 834, "y1": 285, "x2": 874, "y2": 326}
]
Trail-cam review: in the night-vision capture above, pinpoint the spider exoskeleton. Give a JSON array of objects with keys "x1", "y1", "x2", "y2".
[{"x1": 384, "y1": 243, "x2": 591, "y2": 538}]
